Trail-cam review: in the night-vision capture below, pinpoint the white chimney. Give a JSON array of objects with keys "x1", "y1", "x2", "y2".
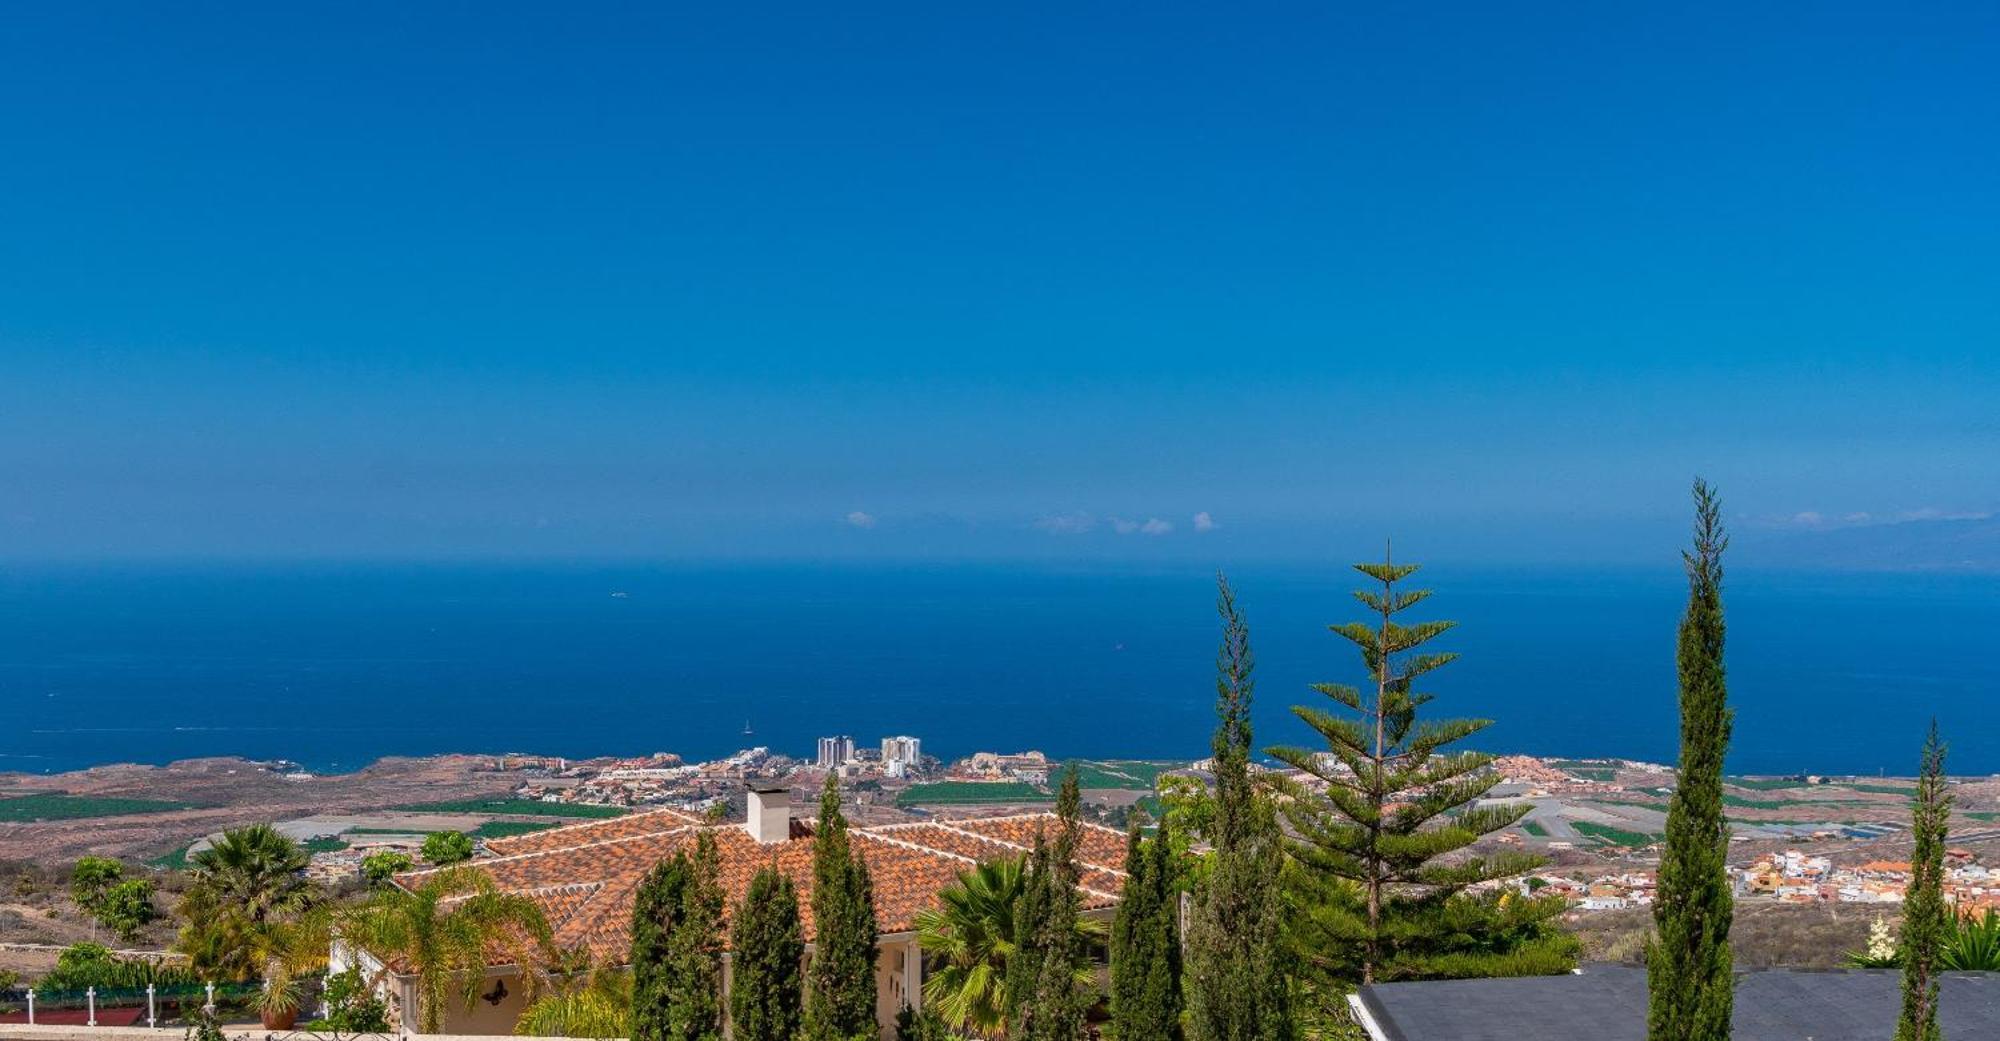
[{"x1": 746, "y1": 785, "x2": 791, "y2": 844}]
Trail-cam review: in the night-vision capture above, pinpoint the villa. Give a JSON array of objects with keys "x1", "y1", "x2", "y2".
[{"x1": 338, "y1": 787, "x2": 1128, "y2": 1037}]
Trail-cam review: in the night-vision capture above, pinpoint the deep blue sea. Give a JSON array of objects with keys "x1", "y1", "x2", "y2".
[{"x1": 0, "y1": 563, "x2": 1994, "y2": 777}]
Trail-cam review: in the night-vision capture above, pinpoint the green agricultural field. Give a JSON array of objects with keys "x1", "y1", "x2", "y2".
[
  {"x1": 0, "y1": 793, "x2": 193, "y2": 822},
  {"x1": 1063, "y1": 759, "x2": 1182, "y2": 790},
  {"x1": 1731, "y1": 819, "x2": 1861, "y2": 828},
  {"x1": 896, "y1": 781, "x2": 1047, "y2": 807},
  {"x1": 302, "y1": 836, "x2": 349, "y2": 853},
  {"x1": 1728, "y1": 777, "x2": 1812, "y2": 791},
  {"x1": 1840, "y1": 783, "x2": 1916, "y2": 796},
  {"x1": 1572, "y1": 820, "x2": 1661, "y2": 847},
  {"x1": 147, "y1": 845, "x2": 193, "y2": 870},
  {"x1": 391, "y1": 798, "x2": 628, "y2": 818},
  {"x1": 1721, "y1": 794, "x2": 1861, "y2": 810},
  {"x1": 1592, "y1": 798, "x2": 1670, "y2": 812},
  {"x1": 471, "y1": 820, "x2": 559, "y2": 839},
  {"x1": 346, "y1": 820, "x2": 562, "y2": 839},
  {"x1": 1521, "y1": 819, "x2": 1549, "y2": 837}
]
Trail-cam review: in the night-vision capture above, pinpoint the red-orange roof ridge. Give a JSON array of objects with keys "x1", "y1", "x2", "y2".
[{"x1": 873, "y1": 819, "x2": 1129, "y2": 882}]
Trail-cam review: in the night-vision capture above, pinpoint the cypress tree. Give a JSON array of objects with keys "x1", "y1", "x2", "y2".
[
  {"x1": 804, "y1": 774, "x2": 880, "y2": 1041},
  {"x1": 1004, "y1": 830, "x2": 1055, "y2": 1027},
  {"x1": 644, "y1": 835, "x2": 727, "y2": 1041},
  {"x1": 1648, "y1": 480, "x2": 1735, "y2": 1041},
  {"x1": 1110, "y1": 820, "x2": 1181, "y2": 1040},
  {"x1": 633, "y1": 840, "x2": 728, "y2": 1041},
  {"x1": 731, "y1": 865, "x2": 805, "y2": 1041},
  {"x1": 1184, "y1": 575, "x2": 1295, "y2": 1041},
  {"x1": 1897, "y1": 721, "x2": 1951, "y2": 1041},
  {"x1": 1012, "y1": 766, "x2": 1091, "y2": 1041},
  {"x1": 632, "y1": 856, "x2": 692, "y2": 1041},
  {"x1": 1271, "y1": 554, "x2": 1560, "y2": 987}
]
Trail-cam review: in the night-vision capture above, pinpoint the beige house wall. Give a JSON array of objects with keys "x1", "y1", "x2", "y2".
[{"x1": 428, "y1": 968, "x2": 533, "y2": 1036}]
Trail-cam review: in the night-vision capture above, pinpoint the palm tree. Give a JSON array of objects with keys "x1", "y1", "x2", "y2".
[
  {"x1": 915, "y1": 857, "x2": 1100, "y2": 1037},
  {"x1": 248, "y1": 906, "x2": 334, "y2": 1024},
  {"x1": 514, "y1": 947, "x2": 632, "y2": 1039},
  {"x1": 175, "y1": 884, "x2": 260, "y2": 981},
  {"x1": 339, "y1": 866, "x2": 554, "y2": 1034},
  {"x1": 188, "y1": 824, "x2": 316, "y2": 926}
]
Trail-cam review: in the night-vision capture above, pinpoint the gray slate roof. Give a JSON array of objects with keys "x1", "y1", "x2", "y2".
[{"x1": 1354, "y1": 964, "x2": 2000, "y2": 1041}]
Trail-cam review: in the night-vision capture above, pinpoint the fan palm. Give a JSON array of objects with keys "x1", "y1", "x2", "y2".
[
  {"x1": 513, "y1": 947, "x2": 632, "y2": 1038},
  {"x1": 175, "y1": 884, "x2": 260, "y2": 981},
  {"x1": 339, "y1": 866, "x2": 554, "y2": 1034},
  {"x1": 915, "y1": 857, "x2": 1101, "y2": 1036},
  {"x1": 188, "y1": 824, "x2": 316, "y2": 926}
]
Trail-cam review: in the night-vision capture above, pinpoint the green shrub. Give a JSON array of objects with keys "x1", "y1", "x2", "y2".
[
  {"x1": 310, "y1": 967, "x2": 391, "y2": 1033},
  {"x1": 361, "y1": 850, "x2": 415, "y2": 885},
  {"x1": 95, "y1": 878, "x2": 158, "y2": 941},
  {"x1": 37, "y1": 943, "x2": 198, "y2": 991},
  {"x1": 421, "y1": 831, "x2": 475, "y2": 865},
  {"x1": 70, "y1": 857, "x2": 124, "y2": 912}
]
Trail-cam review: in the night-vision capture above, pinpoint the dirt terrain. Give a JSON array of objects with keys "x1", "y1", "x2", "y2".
[
  {"x1": 0, "y1": 755, "x2": 525, "y2": 864},
  {"x1": 1567, "y1": 902, "x2": 1880, "y2": 968},
  {"x1": 0, "y1": 860, "x2": 190, "y2": 979}
]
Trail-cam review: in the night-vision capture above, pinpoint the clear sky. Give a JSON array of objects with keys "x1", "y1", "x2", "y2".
[{"x1": 3, "y1": 4, "x2": 1996, "y2": 563}]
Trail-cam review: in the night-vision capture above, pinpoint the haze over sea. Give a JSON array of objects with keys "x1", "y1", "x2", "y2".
[{"x1": 2, "y1": 562, "x2": 1994, "y2": 778}]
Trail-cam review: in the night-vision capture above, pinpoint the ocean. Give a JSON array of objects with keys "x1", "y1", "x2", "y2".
[{"x1": 0, "y1": 562, "x2": 1994, "y2": 777}]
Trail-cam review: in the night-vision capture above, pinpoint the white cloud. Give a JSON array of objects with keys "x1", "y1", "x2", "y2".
[
  {"x1": 1192, "y1": 511, "x2": 1217, "y2": 533},
  {"x1": 1791, "y1": 511, "x2": 1825, "y2": 527},
  {"x1": 845, "y1": 511, "x2": 877, "y2": 529},
  {"x1": 1110, "y1": 517, "x2": 1139, "y2": 535},
  {"x1": 1896, "y1": 507, "x2": 1992, "y2": 523},
  {"x1": 1140, "y1": 518, "x2": 1173, "y2": 536},
  {"x1": 1035, "y1": 512, "x2": 1095, "y2": 535}
]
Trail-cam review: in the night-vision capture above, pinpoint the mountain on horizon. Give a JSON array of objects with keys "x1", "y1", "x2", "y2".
[{"x1": 1744, "y1": 515, "x2": 2000, "y2": 573}]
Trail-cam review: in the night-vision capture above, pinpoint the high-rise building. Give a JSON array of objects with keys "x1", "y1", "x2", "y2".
[
  {"x1": 881, "y1": 735, "x2": 922, "y2": 767},
  {"x1": 816, "y1": 735, "x2": 855, "y2": 769}
]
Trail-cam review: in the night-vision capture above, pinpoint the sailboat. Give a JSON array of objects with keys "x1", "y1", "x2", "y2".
[{"x1": 742, "y1": 719, "x2": 754, "y2": 736}]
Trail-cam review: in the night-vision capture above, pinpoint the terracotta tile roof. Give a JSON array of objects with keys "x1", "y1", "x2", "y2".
[
  {"x1": 870, "y1": 819, "x2": 1129, "y2": 899},
  {"x1": 389, "y1": 811, "x2": 1124, "y2": 971},
  {"x1": 937, "y1": 813, "x2": 1133, "y2": 871},
  {"x1": 480, "y1": 807, "x2": 707, "y2": 857}
]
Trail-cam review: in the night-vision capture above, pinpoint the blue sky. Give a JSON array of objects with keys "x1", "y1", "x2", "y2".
[{"x1": 3, "y1": 4, "x2": 1997, "y2": 563}]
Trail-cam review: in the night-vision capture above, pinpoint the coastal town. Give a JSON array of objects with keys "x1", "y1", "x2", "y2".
[
  {"x1": 10, "y1": 741, "x2": 1993, "y2": 925},
  {"x1": 488, "y1": 745, "x2": 2000, "y2": 921}
]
